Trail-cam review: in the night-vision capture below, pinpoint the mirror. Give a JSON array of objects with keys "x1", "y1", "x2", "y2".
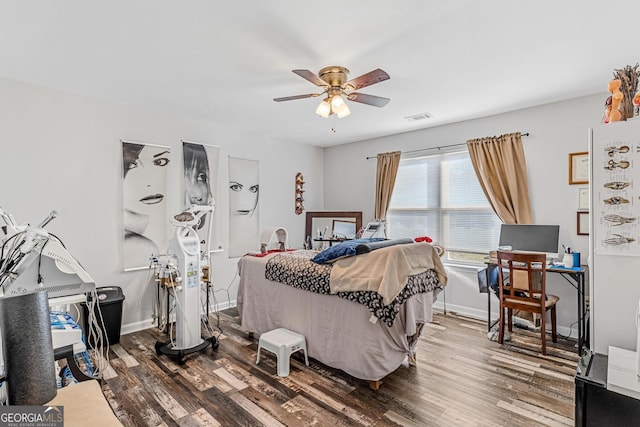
[
  {"x1": 305, "y1": 211, "x2": 363, "y2": 242},
  {"x1": 332, "y1": 220, "x2": 357, "y2": 239}
]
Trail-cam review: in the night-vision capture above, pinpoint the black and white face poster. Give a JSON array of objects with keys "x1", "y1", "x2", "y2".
[
  {"x1": 228, "y1": 156, "x2": 259, "y2": 257},
  {"x1": 122, "y1": 140, "x2": 170, "y2": 270},
  {"x1": 183, "y1": 141, "x2": 220, "y2": 254}
]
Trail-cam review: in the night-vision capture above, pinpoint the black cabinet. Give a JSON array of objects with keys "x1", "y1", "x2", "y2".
[{"x1": 575, "y1": 352, "x2": 640, "y2": 426}]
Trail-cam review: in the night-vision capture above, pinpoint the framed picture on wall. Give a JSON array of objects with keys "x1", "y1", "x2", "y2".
[
  {"x1": 577, "y1": 211, "x2": 589, "y2": 235},
  {"x1": 578, "y1": 187, "x2": 589, "y2": 210},
  {"x1": 569, "y1": 152, "x2": 589, "y2": 185}
]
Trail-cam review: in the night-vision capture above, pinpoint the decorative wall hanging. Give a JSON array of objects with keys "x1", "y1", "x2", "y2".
[
  {"x1": 122, "y1": 140, "x2": 170, "y2": 271},
  {"x1": 228, "y1": 157, "x2": 260, "y2": 257},
  {"x1": 182, "y1": 141, "x2": 221, "y2": 254},
  {"x1": 593, "y1": 137, "x2": 640, "y2": 255},
  {"x1": 612, "y1": 63, "x2": 639, "y2": 120},
  {"x1": 606, "y1": 79, "x2": 623, "y2": 123},
  {"x1": 295, "y1": 172, "x2": 305, "y2": 215}
]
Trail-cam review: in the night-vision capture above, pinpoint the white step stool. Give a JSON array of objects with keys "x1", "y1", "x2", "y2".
[{"x1": 256, "y1": 328, "x2": 309, "y2": 377}]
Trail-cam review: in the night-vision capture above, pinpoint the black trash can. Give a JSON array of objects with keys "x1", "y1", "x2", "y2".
[{"x1": 82, "y1": 286, "x2": 125, "y2": 347}]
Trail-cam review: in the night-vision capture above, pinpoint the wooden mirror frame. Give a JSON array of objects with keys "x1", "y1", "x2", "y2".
[{"x1": 305, "y1": 211, "x2": 363, "y2": 239}]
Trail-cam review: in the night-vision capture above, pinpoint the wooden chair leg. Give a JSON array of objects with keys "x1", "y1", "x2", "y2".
[
  {"x1": 540, "y1": 309, "x2": 547, "y2": 355},
  {"x1": 551, "y1": 306, "x2": 557, "y2": 343},
  {"x1": 498, "y1": 306, "x2": 504, "y2": 344},
  {"x1": 507, "y1": 308, "x2": 513, "y2": 332}
]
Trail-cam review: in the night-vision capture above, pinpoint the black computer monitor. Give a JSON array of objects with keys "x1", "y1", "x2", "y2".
[{"x1": 498, "y1": 224, "x2": 560, "y2": 258}]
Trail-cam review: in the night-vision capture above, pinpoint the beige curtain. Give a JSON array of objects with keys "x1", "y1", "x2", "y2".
[
  {"x1": 374, "y1": 151, "x2": 401, "y2": 220},
  {"x1": 466, "y1": 132, "x2": 533, "y2": 224}
]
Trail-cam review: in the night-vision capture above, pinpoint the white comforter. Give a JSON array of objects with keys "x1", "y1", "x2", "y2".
[{"x1": 330, "y1": 242, "x2": 448, "y2": 305}]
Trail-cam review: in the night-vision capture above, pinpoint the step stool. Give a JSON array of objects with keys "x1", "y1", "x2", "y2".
[{"x1": 256, "y1": 328, "x2": 309, "y2": 377}]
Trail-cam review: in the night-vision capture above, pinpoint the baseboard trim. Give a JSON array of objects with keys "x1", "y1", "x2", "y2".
[
  {"x1": 432, "y1": 301, "x2": 578, "y2": 340},
  {"x1": 121, "y1": 300, "x2": 237, "y2": 336},
  {"x1": 122, "y1": 299, "x2": 577, "y2": 341}
]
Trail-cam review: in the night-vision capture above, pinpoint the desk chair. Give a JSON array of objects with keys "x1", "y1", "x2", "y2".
[{"x1": 496, "y1": 251, "x2": 559, "y2": 355}]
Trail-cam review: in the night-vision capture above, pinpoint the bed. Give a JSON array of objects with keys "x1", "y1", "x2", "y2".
[{"x1": 236, "y1": 241, "x2": 447, "y2": 388}]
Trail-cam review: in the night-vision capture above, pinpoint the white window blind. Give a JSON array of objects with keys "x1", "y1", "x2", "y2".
[{"x1": 387, "y1": 150, "x2": 501, "y2": 263}]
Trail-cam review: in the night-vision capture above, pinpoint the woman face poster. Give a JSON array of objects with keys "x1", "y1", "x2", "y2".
[
  {"x1": 228, "y1": 157, "x2": 259, "y2": 257},
  {"x1": 122, "y1": 141, "x2": 170, "y2": 270},
  {"x1": 183, "y1": 141, "x2": 220, "y2": 254}
]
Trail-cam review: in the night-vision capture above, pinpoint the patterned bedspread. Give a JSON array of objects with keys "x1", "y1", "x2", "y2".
[{"x1": 265, "y1": 250, "x2": 443, "y2": 326}]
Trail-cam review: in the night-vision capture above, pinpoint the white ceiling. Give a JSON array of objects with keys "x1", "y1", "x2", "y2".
[{"x1": 1, "y1": 1, "x2": 638, "y2": 147}]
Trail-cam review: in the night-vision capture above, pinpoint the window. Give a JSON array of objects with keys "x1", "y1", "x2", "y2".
[{"x1": 387, "y1": 150, "x2": 501, "y2": 263}]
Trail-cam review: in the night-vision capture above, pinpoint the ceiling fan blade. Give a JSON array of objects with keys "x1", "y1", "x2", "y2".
[
  {"x1": 273, "y1": 93, "x2": 321, "y2": 102},
  {"x1": 292, "y1": 69, "x2": 328, "y2": 87},
  {"x1": 343, "y1": 68, "x2": 390, "y2": 91},
  {"x1": 347, "y1": 92, "x2": 390, "y2": 108}
]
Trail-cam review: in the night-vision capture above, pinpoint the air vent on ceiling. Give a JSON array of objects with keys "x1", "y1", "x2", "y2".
[{"x1": 404, "y1": 112, "x2": 433, "y2": 122}]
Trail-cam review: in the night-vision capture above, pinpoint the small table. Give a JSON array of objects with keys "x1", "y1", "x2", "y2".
[{"x1": 313, "y1": 238, "x2": 350, "y2": 247}]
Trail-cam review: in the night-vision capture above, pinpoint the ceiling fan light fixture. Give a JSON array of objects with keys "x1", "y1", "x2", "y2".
[
  {"x1": 336, "y1": 103, "x2": 351, "y2": 118},
  {"x1": 331, "y1": 94, "x2": 346, "y2": 110},
  {"x1": 315, "y1": 98, "x2": 331, "y2": 118},
  {"x1": 276, "y1": 66, "x2": 390, "y2": 118},
  {"x1": 331, "y1": 94, "x2": 351, "y2": 118}
]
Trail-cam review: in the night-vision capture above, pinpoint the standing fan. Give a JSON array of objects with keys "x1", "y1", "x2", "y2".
[{"x1": 274, "y1": 66, "x2": 390, "y2": 118}]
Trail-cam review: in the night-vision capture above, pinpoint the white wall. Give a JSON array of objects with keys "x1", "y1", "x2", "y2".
[
  {"x1": 0, "y1": 74, "x2": 609, "y2": 340},
  {"x1": 324, "y1": 94, "x2": 605, "y2": 338},
  {"x1": 0, "y1": 77, "x2": 324, "y2": 333}
]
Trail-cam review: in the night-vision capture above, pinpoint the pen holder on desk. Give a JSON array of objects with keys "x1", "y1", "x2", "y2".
[
  {"x1": 563, "y1": 253, "x2": 574, "y2": 268},
  {"x1": 573, "y1": 252, "x2": 581, "y2": 268}
]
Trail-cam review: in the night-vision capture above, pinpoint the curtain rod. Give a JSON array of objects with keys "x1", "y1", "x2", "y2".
[{"x1": 365, "y1": 132, "x2": 530, "y2": 159}]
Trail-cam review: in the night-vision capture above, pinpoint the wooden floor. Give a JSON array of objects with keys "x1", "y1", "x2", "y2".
[{"x1": 100, "y1": 309, "x2": 579, "y2": 426}]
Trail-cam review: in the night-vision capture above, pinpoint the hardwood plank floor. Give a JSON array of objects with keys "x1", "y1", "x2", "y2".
[{"x1": 100, "y1": 309, "x2": 579, "y2": 426}]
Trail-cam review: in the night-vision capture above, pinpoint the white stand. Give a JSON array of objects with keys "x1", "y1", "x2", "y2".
[
  {"x1": 49, "y1": 293, "x2": 87, "y2": 354},
  {"x1": 636, "y1": 298, "x2": 640, "y2": 376},
  {"x1": 155, "y1": 226, "x2": 217, "y2": 364},
  {"x1": 607, "y1": 346, "x2": 640, "y2": 400},
  {"x1": 173, "y1": 228, "x2": 203, "y2": 350}
]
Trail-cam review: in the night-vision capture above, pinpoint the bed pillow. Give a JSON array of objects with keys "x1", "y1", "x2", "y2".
[
  {"x1": 354, "y1": 237, "x2": 415, "y2": 255},
  {"x1": 311, "y1": 238, "x2": 385, "y2": 264}
]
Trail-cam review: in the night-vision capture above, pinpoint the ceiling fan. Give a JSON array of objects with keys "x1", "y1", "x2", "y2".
[{"x1": 274, "y1": 66, "x2": 390, "y2": 118}]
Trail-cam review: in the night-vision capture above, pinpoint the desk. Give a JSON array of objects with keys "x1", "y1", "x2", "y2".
[
  {"x1": 313, "y1": 238, "x2": 350, "y2": 247},
  {"x1": 484, "y1": 259, "x2": 588, "y2": 355}
]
